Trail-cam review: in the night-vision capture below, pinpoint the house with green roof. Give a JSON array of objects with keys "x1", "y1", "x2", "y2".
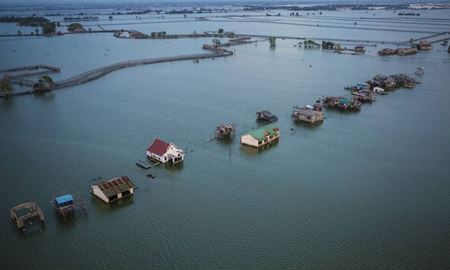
[{"x1": 240, "y1": 125, "x2": 280, "y2": 148}]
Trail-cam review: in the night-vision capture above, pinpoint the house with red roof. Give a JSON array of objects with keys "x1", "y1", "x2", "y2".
[{"x1": 146, "y1": 138, "x2": 185, "y2": 164}]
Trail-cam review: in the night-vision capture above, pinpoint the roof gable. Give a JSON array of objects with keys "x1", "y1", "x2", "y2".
[{"x1": 147, "y1": 138, "x2": 170, "y2": 156}]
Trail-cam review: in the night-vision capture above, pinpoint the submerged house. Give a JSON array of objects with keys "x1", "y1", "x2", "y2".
[
  {"x1": 54, "y1": 194, "x2": 75, "y2": 216},
  {"x1": 292, "y1": 107, "x2": 324, "y2": 124},
  {"x1": 240, "y1": 125, "x2": 280, "y2": 148},
  {"x1": 215, "y1": 123, "x2": 235, "y2": 140},
  {"x1": 417, "y1": 40, "x2": 432, "y2": 50},
  {"x1": 146, "y1": 138, "x2": 185, "y2": 164},
  {"x1": 91, "y1": 176, "x2": 136, "y2": 204},
  {"x1": 256, "y1": 110, "x2": 278, "y2": 123},
  {"x1": 397, "y1": 47, "x2": 417, "y2": 56},
  {"x1": 373, "y1": 87, "x2": 385, "y2": 93},
  {"x1": 10, "y1": 202, "x2": 45, "y2": 232},
  {"x1": 354, "y1": 45, "x2": 366, "y2": 53}
]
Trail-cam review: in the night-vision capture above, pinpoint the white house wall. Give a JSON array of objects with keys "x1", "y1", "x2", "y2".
[
  {"x1": 92, "y1": 186, "x2": 109, "y2": 203},
  {"x1": 241, "y1": 134, "x2": 259, "y2": 147}
]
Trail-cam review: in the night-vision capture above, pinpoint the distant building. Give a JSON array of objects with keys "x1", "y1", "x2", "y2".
[
  {"x1": 240, "y1": 126, "x2": 280, "y2": 148},
  {"x1": 146, "y1": 138, "x2": 185, "y2": 164},
  {"x1": 91, "y1": 176, "x2": 136, "y2": 204},
  {"x1": 354, "y1": 46, "x2": 366, "y2": 53},
  {"x1": 397, "y1": 48, "x2": 417, "y2": 55},
  {"x1": 373, "y1": 87, "x2": 385, "y2": 93},
  {"x1": 417, "y1": 40, "x2": 432, "y2": 50}
]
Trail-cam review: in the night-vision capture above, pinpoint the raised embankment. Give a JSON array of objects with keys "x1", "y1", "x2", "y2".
[
  {"x1": 53, "y1": 51, "x2": 232, "y2": 90},
  {"x1": 0, "y1": 50, "x2": 232, "y2": 98}
]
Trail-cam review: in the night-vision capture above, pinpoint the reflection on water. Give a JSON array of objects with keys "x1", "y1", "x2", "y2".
[
  {"x1": 14, "y1": 222, "x2": 46, "y2": 238},
  {"x1": 163, "y1": 161, "x2": 184, "y2": 172},
  {"x1": 240, "y1": 140, "x2": 279, "y2": 156},
  {"x1": 91, "y1": 196, "x2": 134, "y2": 212}
]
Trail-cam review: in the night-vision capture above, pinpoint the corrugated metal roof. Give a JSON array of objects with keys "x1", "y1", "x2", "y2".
[
  {"x1": 55, "y1": 194, "x2": 73, "y2": 205},
  {"x1": 96, "y1": 176, "x2": 135, "y2": 198},
  {"x1": 248, "y1": 125, "x2": 278, "y2": 141}
]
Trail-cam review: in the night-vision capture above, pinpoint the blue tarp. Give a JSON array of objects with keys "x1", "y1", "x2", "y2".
[{"x1": 55, "y1": 194, "x2": 74, "y2": 206}]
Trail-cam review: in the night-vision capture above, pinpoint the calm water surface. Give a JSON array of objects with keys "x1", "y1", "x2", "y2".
[{"x1": 0, "y1": 9, "x2": 450, "y2": 269}]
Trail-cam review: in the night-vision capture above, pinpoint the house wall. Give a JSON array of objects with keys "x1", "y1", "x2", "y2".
[
  {"x1": 92, "y1": 186, "x2": 109, "y2": 203},
  {"x1": 266, "y1": 132, "x2": 280, "y2": 144},
  {"x1": 147, "y1": 151, "x2": 166, "y2": 163},
  {"x1": 167, "y1": 144, "x2": 183, "y2": 158},
  {"x1": 241, "y1": 134, "x2": 259, "y2": 147},
  {"x1": 298, "y1": 114, "x2": 313, "y2": 123},
  {"x1": 167, "y1": 144, "x2": 185, "y2": 162},
  {"x1": 241, "y1": 131, "x2": 280, "y2": 148}
]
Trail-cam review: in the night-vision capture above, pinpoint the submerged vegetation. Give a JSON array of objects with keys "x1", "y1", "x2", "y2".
[
  {"x1": 0, "y1": 16, "x2": 57, "y2": 35},
  {"x1": 0, "y1": 79, "x2": 13, "y2": 93},
  {"x1": 33, "y1": 75, "x2": 54, "y2": 93},
  {"x1": 67, "y1": 23, "x2": 84, "y2": 32},
  {"x1": 0, "y1": 16, "x2": 49, "y2": 26}
]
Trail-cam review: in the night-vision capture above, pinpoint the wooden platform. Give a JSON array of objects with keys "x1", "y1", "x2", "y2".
[
  {"x1": 136, "y1": 160, "x2": 151, "y2": 169},
  {"x1": 10, "y1": 202, "x2": 45, "y2": 232}
]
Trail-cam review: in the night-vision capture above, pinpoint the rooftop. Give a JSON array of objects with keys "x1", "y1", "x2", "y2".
[
  {"x1": 147, "y1": 138, "x2": 170, "y2": 156},
  {"x1": 94, "y1": 176, "x2": 136, "y2": 198},
  {"x1": 295, "y1": 109, "x2": 320, "y2": 117},
  {"x1": 247, "y1": 125, "x2": 278, "y2": 141},
  {"x1": 55, "y1": 194, "x2": 74, "y2": 206}
]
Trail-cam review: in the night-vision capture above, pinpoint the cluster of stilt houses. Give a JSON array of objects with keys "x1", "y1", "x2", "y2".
[{"x1": 10, "y1": 70, "x2": 420, "y2": 233}]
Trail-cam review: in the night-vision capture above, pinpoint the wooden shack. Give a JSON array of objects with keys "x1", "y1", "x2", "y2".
[
  {"x1": 53, "y1": 194, "x2": 75, "y2": 216},
  {"x1": 256, "y1": 110, "x2": 278, "y2": 123},
  {"x1": 322, "y1": 96, "x2": 362, "y2": 111},
  {"x1": 417, "y1": 40, "x2": 432, "y2": 50},
  {"x1": 397, "y1": 48, "x2": 417, "y2": 56},
  {"x1": 378, "y1": 48, "x2": 397, "y2": 56},
  {"x1": 215, "y1": 123, "x2": 235, "y2": 140},
  {"x1": 241, "y1": 125, "x2": 280, "y2": 148},
  {"x1": 91, "y1": 176, "x2": 136, "y2": 204},
  {"x1": 292, "y1": 107, "x2": 324, "y2": 124},
  {"x1": 373, "y1": 87, "x2": 385, "y2": 93},
  {"x1": 10, "y1": 202, "x2": 45, "y2": 232},
  {"x1": 354, "y1": 46, "x2": 366, "y2": 53}
]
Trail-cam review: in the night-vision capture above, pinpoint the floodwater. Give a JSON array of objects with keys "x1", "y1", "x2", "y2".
[{"x1": 1, "y1": 8, "x2": 450, "y2": 269}]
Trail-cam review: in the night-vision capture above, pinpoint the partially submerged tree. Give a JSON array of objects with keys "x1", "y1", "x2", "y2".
[
  {"x1": 0, "y1": 78, "x2": 13, "y2": 93},
  {"x1": 33, "y1": 75, "x2": 54, "y2": 93},
  {"x1": 67, "y1": 23, "x2": 84, "y2": 32},
  {"x1": 42, "y1": 22, "x2": 56, "y2": 35}
]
